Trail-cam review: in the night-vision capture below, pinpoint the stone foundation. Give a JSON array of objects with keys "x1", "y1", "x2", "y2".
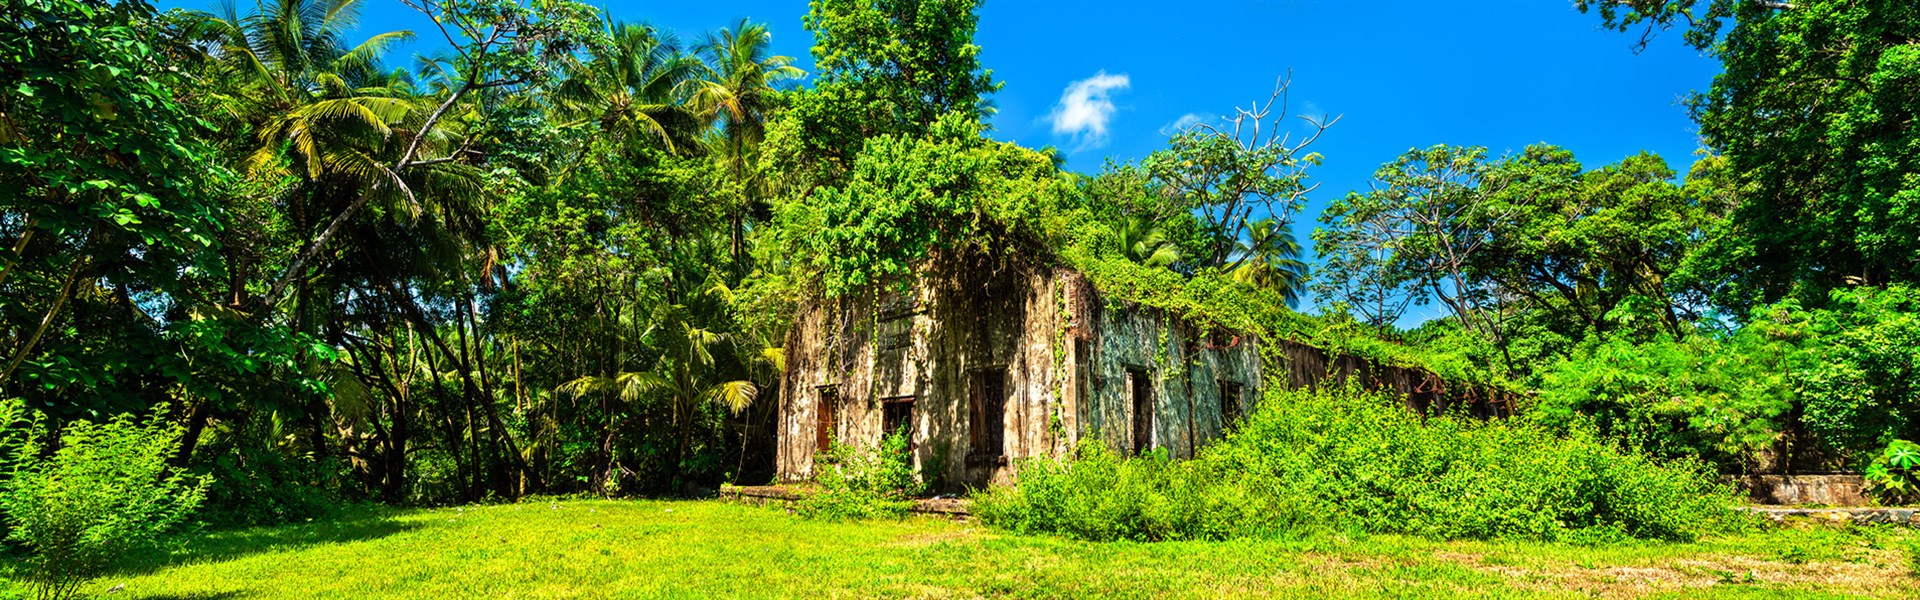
[{"x1": 1730, "y1": 474, "x2": 1867, "y2": 506}]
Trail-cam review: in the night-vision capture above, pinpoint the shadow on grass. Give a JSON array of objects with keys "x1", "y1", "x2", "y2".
[{"x1": 105, "y1": 506, "x2": 419, "y2": 578}]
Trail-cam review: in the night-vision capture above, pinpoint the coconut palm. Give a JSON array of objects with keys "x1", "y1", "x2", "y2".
[
  {"x1": 190, "y1": 0, "x2": 416, "y2": 129},
  {"x1": 1228, "y1": 217, "x2": 1311, "y2": 306},
  {"x1": 185, "y1": 0, "x2": 508, "y2": 501},
  {"x1": 552, "y1": 16, "x2": 707, "y2": 155},
  {"x1": 189, "y1": 0, "x2": 485, "y2": 281},
  {"x1": 694, "y1": 19, "x2": 804, "y2": 271},
  {"x1": 695, "y1": 18, "x2": 803, "y2": 166},
  {"x1": 1118, "y1": 215, "x2": 1182, "y2": 270}
]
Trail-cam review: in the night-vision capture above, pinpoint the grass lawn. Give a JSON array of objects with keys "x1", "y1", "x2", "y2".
[{"x1": 5, "y1": 499, "x2": 1917, "y2": 598}]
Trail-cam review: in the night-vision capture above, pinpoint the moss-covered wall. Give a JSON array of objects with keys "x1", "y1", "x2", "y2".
[{"x1": 776, "y1": 261, "x2": 1265, "y2": 490}]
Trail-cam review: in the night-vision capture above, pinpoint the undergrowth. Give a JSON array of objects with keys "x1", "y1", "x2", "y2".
[
  {"x1": 977, "y1": 385, "x2": 1744, "y2": 543},
  {"x1": 798, "y1": 430, "x2": 921, "y2": 520}
]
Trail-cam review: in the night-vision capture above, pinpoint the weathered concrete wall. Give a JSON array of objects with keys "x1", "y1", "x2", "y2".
[
  {"x1": 775, "y1": 260, "x2": 1510, "y2": 491},
  {"x1": 1074, "y1": 280, "x2": 1263, "y2": 460},
  {"x1": 777, "y1": 262, "x2": 1262, "y2": 490},
  {"x1": 777, "y1": 259, "x2": 1063, "y2": 489}
]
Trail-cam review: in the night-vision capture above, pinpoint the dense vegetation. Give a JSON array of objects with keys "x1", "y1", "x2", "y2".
[
  {"x1": 3, "y1": 0, "x2": 1920, "y2": 592},
  {"x1": 977, "y1": 385, "x2": 1737, "y2": 543}
]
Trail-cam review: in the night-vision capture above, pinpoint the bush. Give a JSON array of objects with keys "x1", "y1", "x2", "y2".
[
  {"x1": 979, "y1": 385, "x2": 1740, "y2": 543},
  {"x1": 192, "y1": 414, "x2": 346, "y2": 527},
  {"x1": 974, "y1": 443, "x2": 1311, "y2": 541},
  {"x1": 1864, "y1": 440, "x2": 1920, "y2": 506},
  {"x1": 1533, "y1": 326, "x2": 1796, "y2": 473},
  {"x1": 1796, "y1": 286, "x2": 1920, "y2": 462},
  {"x1": 0, "y1": 401, "x2": 208, "y2": 600},
  {"x1": 797, "y1": 430, "x2": 921, "y2": 520}
]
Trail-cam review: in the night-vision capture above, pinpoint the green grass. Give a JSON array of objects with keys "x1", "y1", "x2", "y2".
[{"x1": 4, "y1": 500, "x2": 1917, "y2": 598}]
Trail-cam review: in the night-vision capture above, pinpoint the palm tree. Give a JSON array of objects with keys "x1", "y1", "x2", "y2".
[
  {"x1": 555, "y1": 278, "x2": 757, "y2": 489},
  {"x1": 693, "y1": 18, "x2": 804, "y2": 272},
  {"x1": 188, "y1": 0, "x2": 508, "y2": 499},
  {"x1": 1228, "y1": 218, "x2": 1311, "y2": 306},
  {"x1": 552, "y1": 16, "x2": 707, "y2": 155},
  {"x1": 1118, "y1": 215, "x2": 1182, "y2": 270},
  {"x1": 190, "y1": 0, "x2": 485, "y2": 298},
  {"x1": 695, "y1": 18, "x2": 803, "y2": 166},
  {"x1": 191, "y1": 0, "x2": 416, "y2": 131}
]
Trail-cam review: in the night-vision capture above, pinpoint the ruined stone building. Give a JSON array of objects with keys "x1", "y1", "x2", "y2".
[{"x1": 775, "y1": 259, "x2": 1506, "y2": 491}]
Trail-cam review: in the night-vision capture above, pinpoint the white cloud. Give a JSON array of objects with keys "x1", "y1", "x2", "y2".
[
  {"x1": 1299, "y1": 101, "x2": 1327, "y2": 120},
  {"x1": 1159, "y1": 113, "x2": 1209, "y2": 136},
  {"x1": 1047, "y1": 71, "x2": 1130, "y2": 151}
]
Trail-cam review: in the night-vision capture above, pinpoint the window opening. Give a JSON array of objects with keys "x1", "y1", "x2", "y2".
[
  {"x1": 1129, "y1": 368, "x2": 1153, "y2": 454},
  {"x1": 816, "y1": 385, "x2": 839, "y2": 453},
  {"x1": 969, "y1": 369, "x2": 1007, "y2": 461},
  {"x1": 1219, "y1": 380, "x2": 1243, "y2": 430},
  {"x1": 882, "y1": 396, "x2": 916, "y2": 449}
]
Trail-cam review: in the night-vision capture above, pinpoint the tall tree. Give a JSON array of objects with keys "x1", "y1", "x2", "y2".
[
  {"x1": 1317, "y1": 144, "x2": 1728, "y2": 369},
  {"x1": 696, "y1": 19, "x2": 804, "y2": 162},
  {"x1": 0, "y1": 0, "x2": 231, "y2": 412},
  {"x1": 1578, "y1": 0, "x2": 1920, "y2": 309},
  {"x1": 1139, "y1": 76, "x2": 1334, "y2": 270},
  {"x1": 250, "y1": 0, "x2": 602, "y2": 312},
  {"x1": 803, "y1": 0, "x2": 998, "y2": 129},
  {"x1": 694, "y1": 18, "x2": 804, "y2": 272},
  {"x1": 768, "y1": 0, "x2": 1001, "y2": 183},
  {"x1": 1315, "y1": 145, "x2": 1509, "y2": 338},
  {"x1": 1473, "y1": 150, "x2": 1725, "y2": 342}
]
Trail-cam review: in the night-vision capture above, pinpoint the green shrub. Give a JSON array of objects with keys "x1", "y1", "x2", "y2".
[
  {"x1": 1532, "y1": 325, "x2": 1796, "y2": 473},
  {"x1": 1864, "y1": 440, "x2": 1920, "y2": 506},
  {"x1": 974, "y1": 442, "x2": 1311, "y2": 541},
  {"x1": 981, "y1": 385, "x2": 1739, "y2": 543},
  {"x1": 0, "y1": 401, "x2": 208, "y2": 600},
  {"x1": 798, "y1": 430, "x2": 921, "y2": 520},
  {"x1": 1796, "y1": 286, "x2": 1920, "y2": 462}
]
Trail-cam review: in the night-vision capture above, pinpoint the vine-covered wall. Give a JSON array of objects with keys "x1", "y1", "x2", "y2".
[
  {"x1": 776, "y1": 255, "x2": 1512, "y2": 490},
  {"x1": 776, "y1": 256, "x2": 1264, "y2": 489}
]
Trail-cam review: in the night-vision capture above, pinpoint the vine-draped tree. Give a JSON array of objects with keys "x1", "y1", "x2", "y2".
[{"x1": 767, "y1": 0, "x2": 1001, "y2": 184}]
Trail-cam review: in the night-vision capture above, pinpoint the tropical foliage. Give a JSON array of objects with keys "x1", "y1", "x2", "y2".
[
  {"x1": 978, "y1": 385, "x2": 1739, "y2": 543},
  {"x1": 3, "y1": 0, "x2": 1920, "y2": 592}
]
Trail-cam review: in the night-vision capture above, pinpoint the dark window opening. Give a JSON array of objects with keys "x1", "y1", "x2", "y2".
[
  {"x1": 1073, "y1": 338, "x2": 1090, "y2": 414},
  {"x1": 879, "y1": 317, "x2": 912, "y2": 351},
  {"x1": 1129, "y1": 368, "x2": 1153, "y2": 455},
  {"x1": 882, "y1": 396, "x2": 916, "y2": 448},
  {"x1": 969, "y1": 369, "x2": 1007, "y2": 462},
  {"x1": 878, "y1": 289, "x2": 919, "y2": 319},
  {"x1": 816, "y1": 385, "x2": 839, "y2": 453},
  {"x1": 1219, "y1": 380, "x2": 1243, "y2": 429}
]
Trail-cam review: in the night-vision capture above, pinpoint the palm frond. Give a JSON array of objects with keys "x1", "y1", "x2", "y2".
[{"x1": 702, "y1": 380, "x2": 757, "y2": 415}]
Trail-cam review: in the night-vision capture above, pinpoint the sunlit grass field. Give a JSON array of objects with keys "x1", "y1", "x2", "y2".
[{"x1": 4, "y1": 499, "x2": 1916, "y2": 598}]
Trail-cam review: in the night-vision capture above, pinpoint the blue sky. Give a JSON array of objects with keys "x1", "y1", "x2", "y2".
[{"x1": 164, "y1": 0, "x2": 1722, "y2": 318}]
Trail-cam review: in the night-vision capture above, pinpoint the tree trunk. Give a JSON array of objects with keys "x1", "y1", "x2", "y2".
[{"x1": 171, "y1": 399, "x2": 212, "y2": 469}]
